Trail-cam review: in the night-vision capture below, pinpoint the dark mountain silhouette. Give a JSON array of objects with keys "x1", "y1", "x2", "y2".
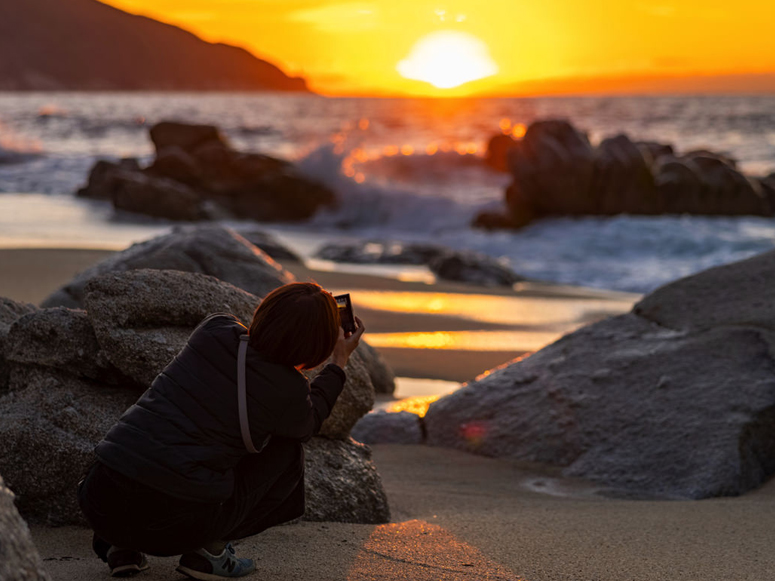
[{"x1": 0, "y1": 0, "x2": 309, "y2": 91}]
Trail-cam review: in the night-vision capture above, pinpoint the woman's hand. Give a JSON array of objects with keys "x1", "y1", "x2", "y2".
[{"x1": 331, "y1": 316, "x2": 365, "y2": 369}]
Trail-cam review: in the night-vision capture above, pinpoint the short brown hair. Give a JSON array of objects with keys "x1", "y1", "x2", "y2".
[{"x1": 249, "y1": 282, "x2": 340, "y2": 370}]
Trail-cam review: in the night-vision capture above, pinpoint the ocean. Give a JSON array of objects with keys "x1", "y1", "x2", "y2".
[{"x1": 1, "y1": 92, "x2": 775, "y2": 293}]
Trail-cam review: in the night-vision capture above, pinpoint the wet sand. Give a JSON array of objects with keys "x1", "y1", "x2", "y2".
[{"x1": 32, "y1": 445, "x2": 775, "y2": 580}]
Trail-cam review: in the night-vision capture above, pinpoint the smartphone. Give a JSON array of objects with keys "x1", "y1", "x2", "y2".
[{"x1": 334, "y1": 293, "x2": 357, "y2": 335}]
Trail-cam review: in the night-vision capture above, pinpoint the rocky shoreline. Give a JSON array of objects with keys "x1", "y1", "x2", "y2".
[{"x1": 478, "y1": 119, "x2": 775, "y2": 230}]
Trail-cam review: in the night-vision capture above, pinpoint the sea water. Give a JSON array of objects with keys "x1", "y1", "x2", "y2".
[{"x1": 1, "y1": 92, "x2": 775, "y2": 293}]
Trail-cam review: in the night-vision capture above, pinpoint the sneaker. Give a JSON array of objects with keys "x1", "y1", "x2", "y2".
[
  {"x1": 106, "y1": 546, "x2": 150, "y2": 577},
  {"x1": 177, "y1": 543, "x2": 256, "y2": 580}
]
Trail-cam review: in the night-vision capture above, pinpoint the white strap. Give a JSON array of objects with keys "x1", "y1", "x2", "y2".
[{"x1": 238, "y1": 335, "x2": 259, "y2": 453}]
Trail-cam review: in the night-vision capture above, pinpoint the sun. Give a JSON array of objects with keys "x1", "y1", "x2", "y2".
[{"x1": 397, "y1": 31, "x2": 499, "y2": 90}]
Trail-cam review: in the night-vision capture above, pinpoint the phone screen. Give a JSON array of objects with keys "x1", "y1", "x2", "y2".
[{"x1": 334, "y1": 294, "x2": 356, "y2": 334}]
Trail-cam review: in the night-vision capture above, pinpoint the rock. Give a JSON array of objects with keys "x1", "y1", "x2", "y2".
[
  {"x1": 686, "y1": 155, "x2": 769, "y2": 216},
  {"x1": 311, "y1": 346, "x2": 376, "y2": 440},
  {"x1": 472, "y1": 210, "x2": 525, "y2": 231},
  {"x1": 150, "y1": 121, "x2": 227, "y2": 155},
  {"x1": 6, "y1": 308, "x2": 121, "y2": 385},
  {"x1": 316, "y1": 240, "x2": 447, "y2": 265},
  {"x1": 111, "y1": 172, "x2": 210, "y2": 221},
  {"x1": 653, "y1": 155, "x2": 704, "y2": 213},
  {"x1": 634, "y1": 249, "x2": 775, "y2": 332},
  {"x1": 425, "y1": 251, "x2": 775, "y2": 499},
  {"x1": 232, "y1": 227, "x2": 303, "y2": 263},
  {"x1": 76, "y1": 158, "x2": 141, "y2": 200},
  {"x1": 759, "y1": 173, "x2": 775, "y2": 213},
  {"x1": 594, "y1": 134, "x2": 657, "y2": 215},
  {"x1": 0, "y1": 473, "x2": 51, "y2": 580},
  {"x1": 78, "y1": 123, "x2": 336, "y2": 224},
  {"x1": 0, "y1": 298, "x2": 37, "y2": 392},
  {"x1": 507, "y1": 120, "x2": 597, "y2": 216},
  {"x1": 303, "y1": 437, "x2": 390, "y2": 524},
  {"x1": 145, "y1": 145, "x2": 204, "y2": 187},
  {"x1": 429, "y1": 252, "x2": 523, "y2": 287},
  {"x1": 356, "y1": 341, "x2": 395, "y2": 395},
  {"x1": 42, "y1": 226, "x2": 294, "y2": 309},
  {"x1": 485, "y1": 133, "x2": 516, "y2": 172},
  {"x1": 636, "y1": 141, "x2": 674, "y2": 163},
  {"x1": 351, "y1": 411, "x2": 423, "y2": 445},
  {"x1": 83, "y1": 269, "x2": 260, "y2": 387},
  {"x1": 0, "y1": 369, "x2": 138, "y2": 524}
]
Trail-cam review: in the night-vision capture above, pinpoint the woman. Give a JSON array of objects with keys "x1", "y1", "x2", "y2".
[{"x1": 78, "y1": 282, "x2": 365, "y2": 579}]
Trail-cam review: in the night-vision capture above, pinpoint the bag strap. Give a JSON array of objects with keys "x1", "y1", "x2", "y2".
[{"x1": 237, "y1": 335, "x2": 259, "y2": 453}]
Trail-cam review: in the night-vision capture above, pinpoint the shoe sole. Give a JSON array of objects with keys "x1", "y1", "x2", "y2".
[
  {"x1": 176, "y1": 565, "x2": 233, "y2": 581},
  {"x1": 110, "y1": 563, "x2": 150, "y2": 577}
]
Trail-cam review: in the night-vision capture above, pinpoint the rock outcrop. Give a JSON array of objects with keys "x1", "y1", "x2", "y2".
[
  {"x1": 0, "y1": 270, "x2": 389, "y2": 525},
  {"x1": 42, "y1": 226, "x2": 294, "y2": 309},
  {"x1": 0, "y1": 474, "x2": 51, "y2": 580},
  {"x1": 352, "y1": 411, "x2": 424, "y2": 445},
  {"x1": 477, "y1": 119, "x2": 773, "y2": 230},
  {"x1": 425, "y1": 250, "x2": 775, "y2": 499},
  {"x1": 77, "y1": 122, "x2": 336, "y2": 223}
]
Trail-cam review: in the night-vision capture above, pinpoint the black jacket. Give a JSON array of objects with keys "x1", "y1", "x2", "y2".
[{"x1": 95, "y1": 313, "x2": 345, "y2": 503}]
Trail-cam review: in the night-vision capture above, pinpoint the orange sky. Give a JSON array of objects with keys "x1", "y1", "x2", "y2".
[{"x1": 103, "y1": 0, "x2": 775, "y2": 96}]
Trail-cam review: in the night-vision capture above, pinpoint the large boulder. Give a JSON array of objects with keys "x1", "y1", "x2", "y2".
[
  {"x1": 685, "y1": 154, "x2": 769, "y2": 216},
  {"x1": 356, "y1": 341, "x2": 395, "y2": 395},
  {"x1": 507, "y1": 120, "x2": 597, "y2": 216},
  {"x1": 302, "y1": 437, "x2": 390, "y2": 523},
  {"x1": 83, "y1": 269, "x2": 260, "y2": 387},
  {"x1": 653, "y1": 155, "x2": 704, "y2": 213},
  {"x1": 428, "y1": 251, "x2": 523, "y2": 287},
  {"x1": 0, "y1": 270, "x2": 390, "y2": 524},
  {"x1": 0, "y1": 473, "x2": 51, "y2": 580},
  {"x1": 0, "y1": 298, "x2": 36, "y2": 392},
  {"x1": 425, "y1": 250, "x2": 775, "y2": 499},
  {"x1": 42, "y1": 226, "x2": 294, "y2": 309},
  {"x1": 352, "y1": 411, "x2": 424, "y2": 445}
]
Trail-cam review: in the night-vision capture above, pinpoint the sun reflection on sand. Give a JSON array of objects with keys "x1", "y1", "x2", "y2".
[
  {"x1": 388, "y1": 395, "x2": 441, "y2": 417},
  {"x1": 346, "y1": 520, "x2": 524, "y2": 580},
  {"x1": 367, "y1": 330, "x2": 564, "y2": 351}
]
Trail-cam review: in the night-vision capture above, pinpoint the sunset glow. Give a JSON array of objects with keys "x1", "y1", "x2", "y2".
[
  {"x1": 99, "y1": 0, "x2": 775, "y2": 96},
  {"x1": 397, "y1": 31, "x2": 498, "y2": 89}
]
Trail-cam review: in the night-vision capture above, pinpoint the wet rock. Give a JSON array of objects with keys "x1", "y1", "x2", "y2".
[
  {"x1": 6, "y1": 308, "x2": 120, "y2": 385},
  {"x1": 0, "y1": 473, "x2": 51, "y2": 580},
  {"x1": 429, "y1": 252, "x2": 523, "y2": 287},
  {"x1": 0, "y1": 298, "x2": 36, "y2": 392},
  {"x1": 42, "y1": 226, "x2": 294, "y2": 309},
  {"x1": 316, "y1": 240, "x2": 447, "y2": 265},
  {"x1": 352, "y1": 411, "x2": 423, "y2": 445},
  {"x1": 303, "y1": 437, "x2": 390, "y2": 524},
  {"x1": 507, "y1": 119, "x2": 597, "y2": 216},
  {"x1": 150, "y1": 122, "x2": 227, "y2": 155},
  {"x1": 425, "y1": 251, "x2": 775, "y2": 499},
  {"x1": 83, "y1": 270, "x2": 260, "y2": 387}
]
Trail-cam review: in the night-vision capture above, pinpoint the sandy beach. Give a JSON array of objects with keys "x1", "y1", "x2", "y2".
[{"x1": 4, "y1": 247, "x2": 774, "y2": 580}]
